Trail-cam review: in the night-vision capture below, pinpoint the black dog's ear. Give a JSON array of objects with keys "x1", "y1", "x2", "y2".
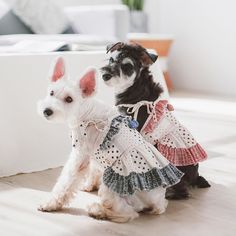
[
  {"x1": 148, "y1": 53, "x2": 158, "y2": 63},
  {"x1": 106, "y1": 42, "x2": 124, "y2": 54},
  {"x1": 141, "y1": 51, "x2": 158, "y2": 67}
]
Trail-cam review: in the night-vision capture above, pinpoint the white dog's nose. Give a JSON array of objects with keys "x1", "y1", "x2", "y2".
[{"x1": 43, "y1": 108, "x2": 53, "y2": 117}]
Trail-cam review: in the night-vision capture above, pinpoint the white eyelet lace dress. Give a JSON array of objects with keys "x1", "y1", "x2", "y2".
[
  {"x1": 118, "y1": 99, "x2": 207, "y2": 167},
  {"x1": 70, "y1": 115, "x2": 183, "y2": 196}
]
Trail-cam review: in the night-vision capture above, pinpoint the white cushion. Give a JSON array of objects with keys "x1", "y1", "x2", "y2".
[
  {"x1": 12, "y1": 0, "x2": 69, "y2": 34},
  {"x1": 64, "y1": 5, "x2": 129, "y2": 41},
  {"x1": 0, "y1": 0, "x2": 9, "y2": 18}
]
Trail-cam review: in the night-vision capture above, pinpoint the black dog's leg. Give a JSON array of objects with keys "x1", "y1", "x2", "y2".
[
  {"x1": 190, "y1": 164, "x2": 211, "y2": 188},
  {"x1": 166, "y1": 165, "x2": 191, "y2": 200},
  {"x1": 194, "y1": 176, "x2": 211, "y2": 188},
  {"x1": 166, "y1": 177, "x2": 190, "y2": 200},
  {"x1": 166, "y1": 164, "x2": 211, "y2": 199}
]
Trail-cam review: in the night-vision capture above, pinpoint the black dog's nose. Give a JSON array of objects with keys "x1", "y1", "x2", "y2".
[
  {"x1": 43, "y1": 108, "x2": 53, "y2": 117},
  {"x1": 102, "y1": 73, "x2": 112, "y2": 81}
]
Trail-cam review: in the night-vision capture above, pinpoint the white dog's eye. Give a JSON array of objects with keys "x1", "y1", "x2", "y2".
[
  {"x1": 50, "y1": 90, "x2": 54, "y2": 96},
  {"x1": 64, "y1": 96, "x2": 73, "y2": 103}
]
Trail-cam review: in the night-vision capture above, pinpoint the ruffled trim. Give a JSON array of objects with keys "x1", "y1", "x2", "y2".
[
  {"x1": 156, "y1": 141, "x2": 207, "y2": 166},
  {"x1": 100, "y1": 115, "x2": 130, "y2": 150},
  {"x1": 143, "y1": 100, "x2": 168, "y2": 133},
  {"x1": 103, "y1": 164, "x2": 184, "y2": 196}
]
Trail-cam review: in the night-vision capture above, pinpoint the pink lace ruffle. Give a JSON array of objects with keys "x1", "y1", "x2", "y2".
[
  {"x1": 156, "y1": 141, "x2": 207, "y2": 166},
  {"x1": 143, "y1": 100, "x2": 168, "y2": 133}
]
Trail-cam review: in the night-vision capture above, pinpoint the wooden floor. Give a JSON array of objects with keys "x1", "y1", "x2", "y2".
[{"x1": 0, "y1": 92, "x2": 236, "y2": 236}]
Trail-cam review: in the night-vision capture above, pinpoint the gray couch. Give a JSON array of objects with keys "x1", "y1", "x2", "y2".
[{"x1": 0, "y1": 3, "x2": 129, "y2": 45}]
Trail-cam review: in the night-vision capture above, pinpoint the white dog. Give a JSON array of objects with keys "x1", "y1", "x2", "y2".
[{"x1": 37, "y1": 57, "x2": 183, "y2": 222}]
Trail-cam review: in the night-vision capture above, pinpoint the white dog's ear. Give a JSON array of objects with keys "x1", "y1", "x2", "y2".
[
  {"x1": 50, "y1": 57, "x2": 66, "y2": 82},
  {"x1": 78, "y1": 67, "x2": 97, "y2": 98}
]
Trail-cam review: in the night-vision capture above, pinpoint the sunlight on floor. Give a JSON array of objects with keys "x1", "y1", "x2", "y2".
[{"x1": 170, "y1": 91, "x2": 236, "y2": 120}]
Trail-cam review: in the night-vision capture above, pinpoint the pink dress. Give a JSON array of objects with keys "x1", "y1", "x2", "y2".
[{"x1": 120, "y1": 99, "x2": 207, "y2": 166}]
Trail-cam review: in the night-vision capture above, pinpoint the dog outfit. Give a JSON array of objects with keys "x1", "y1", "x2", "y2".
[
  {"x1": 118, "y1": 99, "x2": 207, "y2": 167},
  {"x1": 69, "y1": 114, "x2": 183, "y2": 196}
]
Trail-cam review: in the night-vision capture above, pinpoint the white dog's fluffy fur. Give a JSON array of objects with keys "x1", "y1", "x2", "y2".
[{"x1": 37, "y1": 57, "x2": 168, "y2": 222}]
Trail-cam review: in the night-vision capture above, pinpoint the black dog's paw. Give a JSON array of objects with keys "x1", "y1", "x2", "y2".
[
  {"x1": 165, "y1": 188, "x2": 190, "y2": 200},
  {"x1": 194, "y1": 176, "x2": 211, "y2": 188}
]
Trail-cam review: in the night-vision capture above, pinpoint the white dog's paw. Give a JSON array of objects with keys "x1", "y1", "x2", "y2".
[
  {"x1": 87, "y1": 203, "x2": 106, "y2": 220},
  {"x1": 80, "y1": 181, "x2": 98, "y2": 192},
  {"x1": 38, "y1": 199, "x2": 62, "y2": 212},
  {"x1": 149, "y1": 207, "x2": 165, "y2": 215},
  {"x1": 149, "y1": 199, "x2": 168, "y2": 215}
]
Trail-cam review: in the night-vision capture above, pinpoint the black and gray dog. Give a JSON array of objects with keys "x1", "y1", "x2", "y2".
[{"x1": 101, "y1": 42, "x2": 210, "y2": 200}]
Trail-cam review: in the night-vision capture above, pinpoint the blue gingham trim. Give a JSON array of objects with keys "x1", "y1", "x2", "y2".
[
  {"x1": 103, "y1": 163, "x2": 184, "y2": 196},
  {"x1": 100, "y1": 115, "x2": 130, "y2": 150}
]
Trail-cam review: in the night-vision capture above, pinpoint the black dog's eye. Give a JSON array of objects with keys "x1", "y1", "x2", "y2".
[
  {"x1": 50, "y1": 90, "x2": 54, "y2": 96},
  {"x1": 109, "y1": 57, "x2": 114, "y2": 64},
  {"x1": 64, "y1": 96, "x2": 73, "y2": 103},
  {"x1": 121, "y1": 63, "x2": 134, "y2": 76}
]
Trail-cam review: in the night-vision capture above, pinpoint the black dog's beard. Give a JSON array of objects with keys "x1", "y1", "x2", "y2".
[
  {"x1": 101, "y1": 65, "x2": 120, "y2": 78},
  {"x1": 116, "y1": 67, "x2": 163, "y2": 131}
]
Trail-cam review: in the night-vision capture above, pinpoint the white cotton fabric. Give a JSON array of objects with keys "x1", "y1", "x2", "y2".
[
  {"x1": 70, "y1": 117, "x2": 170, "y2": 176},
  {"x1": 0, "y1": 0, "x2": 9, "y2": 18},
  {"x1": 12, "y1": 0, "x2": 69, "y2": 34}
]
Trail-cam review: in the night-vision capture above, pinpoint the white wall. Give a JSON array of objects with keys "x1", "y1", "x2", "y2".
[{"x1": 145, "y1": 0, "x2": 236, "y2": 97}]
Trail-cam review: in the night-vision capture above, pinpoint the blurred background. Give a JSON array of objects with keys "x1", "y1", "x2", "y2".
[{"x1": 1, "y1": 0, "x2": 236, "y2": 97}]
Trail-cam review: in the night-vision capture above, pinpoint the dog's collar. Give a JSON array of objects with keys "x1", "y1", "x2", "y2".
[
  {"x1": 117, "y1": 99, "x2": 160, "y2": 122},
  {"x1": 68, "y1": 118, "x2": 107, "y2": 131},
  {"x1": 68, "y1": 112, "x2": 119, "y2": 131}
]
